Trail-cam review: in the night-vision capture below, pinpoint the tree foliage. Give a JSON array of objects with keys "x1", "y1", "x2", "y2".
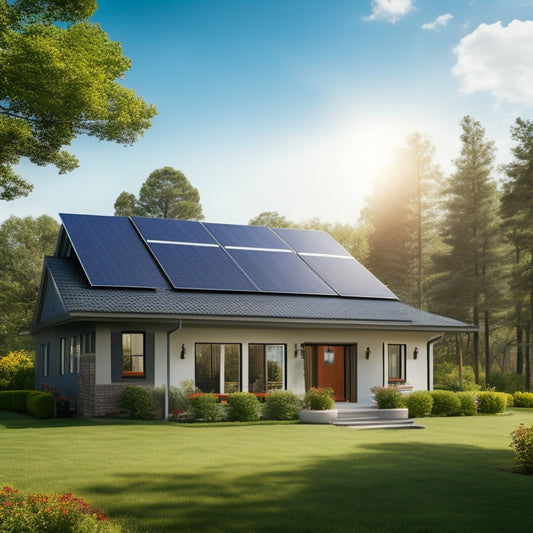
[
  {"x1": 0, "y1": 215, "x2": 59, "y2": 354},
  {"x1": 0, "y1": 0, "x2": 157, "y2": 200},
  {"x1": 0, "y1": 350, "x2": 34, "y2": 390},
  {"x1": 114, "y1": 167, "x2": 204, "y2": 220}
]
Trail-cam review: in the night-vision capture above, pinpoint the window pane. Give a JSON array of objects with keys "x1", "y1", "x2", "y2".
[
  {"x1": 248, "y1": 344, "x2": 265, "y2": 393},
  {"x1": 122, "y1": 333, "x2": 145, "y2": 377},
  {"x1": 266, "y1": 345, "x2": 284, "y2": 390},
  {"x1": 388, "y1": 344, "x2": 404, "y2": 382},
  {"x1": 195, "y1": 344, "x2": 220, "y2": 393},
  {"x1": 224, "y1": 344, "x2": 240, "y2": 393}
]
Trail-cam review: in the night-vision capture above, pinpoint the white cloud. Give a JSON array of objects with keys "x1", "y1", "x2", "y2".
[
  {"x1": 452, "y1": 19, "x2": 533, "y2": 106},
  {"x1": 422, "y1": 13, "x2": 453, "y2": 31},
  {"x1": 364, "y1": 0, "x2": 416, "y2": 23}
]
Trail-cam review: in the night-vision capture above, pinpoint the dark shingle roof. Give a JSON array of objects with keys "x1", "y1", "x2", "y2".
[{"x1": 38, "y1": 256, "x2": 474, "y2": 331}]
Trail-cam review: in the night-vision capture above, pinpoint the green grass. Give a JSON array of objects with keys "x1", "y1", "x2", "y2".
[{"x1": 1, "y1": 410, "x2": 533, "y2": 533}]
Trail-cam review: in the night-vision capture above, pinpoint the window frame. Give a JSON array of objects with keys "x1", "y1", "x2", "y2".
[
  {"x1": 248, "y1": 343, "x2": 286, "y2": 393},
  {"x1": 59, "y1": 337, "x2": 66, "y2": 375},
  {"x1": 121, "y1": 332, "x2": 146, "y2": 378},
  {"x1": 40, "y1": 343, "x2": 49, "y2": 377},
  {"x1": 194, "y1": 343, "x2": 242, "y2": 394},
  {"x1": 387, "y1": 343, "x2": 406, "y2": 384}
]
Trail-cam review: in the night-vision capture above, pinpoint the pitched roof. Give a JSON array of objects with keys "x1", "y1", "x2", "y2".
[{"x1": 32, "y1": 255, "x2": 475, "y2": 332}]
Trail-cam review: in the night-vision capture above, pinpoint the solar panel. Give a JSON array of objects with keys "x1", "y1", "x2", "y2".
[
  {"x1": 147, "y1": 242, "x2": 257, "y2": 292},
  {"x1": 204, "y1": 222, "x2": 289, "y2": 250},
  {"x1": 273, "y1": 227, "x2": 397, "y2": 299},
  {"x1": 132, "y1": 217, "x2": 216, "y2": 245},
  {"x1": 226, "y1": 249, "x2": 336, "y2": 295},
  {"x1": 59, "y1": 214, "x2": 168, "y2": 288}
]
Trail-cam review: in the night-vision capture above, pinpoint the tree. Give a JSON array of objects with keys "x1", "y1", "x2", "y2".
[
  {"x1": 0, "y1": 0, "x2": 157, "y2": 200},
  {"x1": 500, "y1": 117, "x2": 533, "y2": 390},
  {"x1": 364, "y1": 132, "x2": 442, "y2": 307},
  {"x1": 249, "y1": 211, "x2": 294, "y2": 228},
  {"x1": 0, "y1": 350, "x2": 34, "y2": 390},
  {"x1": 0, "y1": 215, "x2": 59, "y2": 354},
  {"x1": 431, "y1": 116, "x2": 504, "y2": 383},
  {"x1": 114, "y1": 167, "x2": 204, "y2": 220}
]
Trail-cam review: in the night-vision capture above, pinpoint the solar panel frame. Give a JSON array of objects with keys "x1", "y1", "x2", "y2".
[
  {"x1": 59, "y1": 213, "x2": 169, "y2": 289},
  {"x1": 204, "y1": 222, "x2": 291, "y2": 250},
  {"x1": 132, "y1": 217, "x2": 217, "y2": 245}
]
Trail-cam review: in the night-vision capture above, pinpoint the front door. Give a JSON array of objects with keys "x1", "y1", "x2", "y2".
[{"x1": 316, "y1": 345, "x2": 346, "y2": 401}]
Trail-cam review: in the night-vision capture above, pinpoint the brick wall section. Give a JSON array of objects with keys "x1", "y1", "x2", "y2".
[{"x1": 77, "y1": 353, "x2": 154, "y2": 417}]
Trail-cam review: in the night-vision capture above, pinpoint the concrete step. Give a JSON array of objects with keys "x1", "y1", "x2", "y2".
[{"x1": 332, "y1": 406, "x2": 424, "y2": 429}]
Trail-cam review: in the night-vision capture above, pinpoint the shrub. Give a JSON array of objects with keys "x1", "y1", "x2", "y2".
[
  {"x1": 433, "y1": 362, "x2": 480, "y2": 391},
  {"x1": 303, "y1": 387, "x2": 335, "y2": 410},
  {"x1": 513, "y1": 391, "x2": 533, "y2": 408},
  {"x1": 371, "y1": 386, "x2": 405, "y2": 409},
  {"x1": 0, "y1": 486, "x2": 124, "y2": 532},
  {"x1": 488, "y1": 371, "x2": 525, "y2": 394},
  {"x1": 456, "y1": 391, "x2": 477, "y2": 416},
  {"x1": 405, "y1": 391, "x2": 433, "y2": 418},
  {"x1": 227, "y1": 392, "x2": 260, "y2": 422},
  {"x1": 477, "y1": 391, "x2": 507, "y2": 414},
  {"x1": 264, "y1": 390, "x2": 301, "y2": 420},
  {"x1": 190, "y1": 393, "x2": 223, "y2": 422},
  {"x1": 0, "y1": 350, "x2": 34, "y2": 390},
  {"x1": 431, "y1": 390, "x2": 461, "y2": 416},
  {"x1": 120, "y1": 386, "x2": 154, "y2": 420},
  {"x1": 0, "y1": 390, "x2": 32, "y2": 412},
  {"x1": 26, "y1": 391, "x2": 54, "y2": 418},
  {"x1": 510, "y1": 424, "x2": 533, "y2": 473}
]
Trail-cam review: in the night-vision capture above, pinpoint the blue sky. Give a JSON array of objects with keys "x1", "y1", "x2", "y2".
[{"x1": 2, "y1": 0, "x2": 533, "y2": 226}]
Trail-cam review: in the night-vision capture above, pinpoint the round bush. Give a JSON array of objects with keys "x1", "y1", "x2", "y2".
[
  {"x1": 120, "y1": 385, "x2": 154, "y2": 419},
  {"x1": 456, "y1": 391, "x2": 477, "y2": 416},
  {"x1": 513, "y1": 391, "x2": 533, "y2": 408},
  {"x1": 510, "y1": 424, "x2": 533, "y2": 473},
  {"x1": 405, "y1": 391, "x2": 433, "y2": 418},
  {"x1": 190, "y1": 393, "x2": 223, "y2": 422},
  {"x1": 304, "y1": 387, "x2": 335, "y2": 410},
  {"x1": 264, "y1": 390, "x2": 301, "y2": 420},
  {"x1": 227, "y1": 392, "x2": 260, "y2": 422},
  {"x1": 431, "y1": 390, "x2": 461, "y2": 416},
  {"x1": 371, "y1": 386, "x2": 405, "y2": 409},
  {"x1": 477, "y1": 391, "x2": 507, "y2": 414}
]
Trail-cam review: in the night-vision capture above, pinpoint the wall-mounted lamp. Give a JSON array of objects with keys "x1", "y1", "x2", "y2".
[
  {"x1": 180, "y1": 344, "x2": 186, "y2": 359},
  {"x1": 365, "y1": 347, "x2": 371, "y2": 359},
  {"x1": 294, "y1": 343, "x2": 305, "y2": 358},
  {"x1": 413, "y1": 347, "x2": 419, "y2": 360}
]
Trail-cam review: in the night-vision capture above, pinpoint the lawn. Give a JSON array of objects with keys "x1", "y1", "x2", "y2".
[{"x1": 1, "y1": 409, "x2": 532, "y2": 533}]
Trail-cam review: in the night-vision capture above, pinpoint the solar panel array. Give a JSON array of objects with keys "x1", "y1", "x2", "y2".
[{"x1": 59, "y1": 214, "x2": 397, "y2": 300}]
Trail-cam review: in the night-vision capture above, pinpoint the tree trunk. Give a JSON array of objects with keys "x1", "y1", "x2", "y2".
[
  {"x1": 473, "y1": 305, "x2": 480, "y2": 383},
  {"x1": 516, "y1": 308, "x2": 524, "y2": 375},
  {"x1": 456, "y1": 334, "x2": 463, "y2": 390},
  {"x1": 484, "y1": 310, "x2": 490, "y2": 385}
]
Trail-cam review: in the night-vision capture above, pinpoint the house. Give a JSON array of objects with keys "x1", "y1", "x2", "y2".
[{"x1": 31, "y1": 213, "x2": 475, "y2": 417}]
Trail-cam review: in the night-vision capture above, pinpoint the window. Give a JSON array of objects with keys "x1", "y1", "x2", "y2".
[
  {"x1": 69, "y1": 336, "x2": 80, "y2": 374},
  {"x1": 249, "y1": 344, "x2": 285, "y2": 393},
  {"x1": 84, "y1": 331, "x2": 96, "y2": 354},
  {"x1": 195, "y1": 343, "x2": 241, "y2": 394},
  {"x1": 40, "y1": 343, "x2": 49, "y2": 377},
  {"x1": 388, "y1": 344, "x2": 406, "y2": 384},
  {"x1": 122, "y1": 332, "x2": 145, "y2": 378},
  {"x1": 59, "y1": 338, "x2": 66, "y2": 375}
]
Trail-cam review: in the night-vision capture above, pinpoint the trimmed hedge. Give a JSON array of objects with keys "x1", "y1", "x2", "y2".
[
  {"x1": 513, "y1": 391, "x2": 533, "y2": 408},
  {"x1": 477, "y1": 391, "x2": 507, "y2": 414},
  {"x1": 0, "y1": 390, "x2": 32, "y2": 412},
  {"x1": 405, "y1": 391, "x2": 433, "y2": 418},
  {"x1": 456, "y1": 391, "x2": 477, "y2": 416},
  {"x1": 26, "y1": 391, "x2": 54, "y2": 418},
  {"x1": 431, "y1": 390, "x2": 461, "y2": 416},
  {"x1": 264, "y1": 390, "x2": 301, "y2": 420},
  {"x1": 371, "y1": 386, "x2": 405, "y2": 409},
  {"x1": 227, "y1": 392, "x2": 260, "y2": 422},
  {"x1": 190, "y1": 393, "x2": 223, "y2": 422},
  {"x1": 120, "y1": 385, "x2": 155, "y2": 420}
]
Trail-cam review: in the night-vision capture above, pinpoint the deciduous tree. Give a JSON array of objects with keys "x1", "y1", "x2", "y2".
[{"x1": 0, "y1": 0, "x2": 157, "y2": 200}]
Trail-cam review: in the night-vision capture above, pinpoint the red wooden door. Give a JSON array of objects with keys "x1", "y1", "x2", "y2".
[{"x1": 316, "y1": 345, "x2": 345, "y2": 401}]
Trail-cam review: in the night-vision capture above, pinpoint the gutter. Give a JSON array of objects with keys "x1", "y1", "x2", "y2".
[
  {"x1": 165, "y1": 321, "x2": 182, "y2": 422},
  {"x1": 427, "y1": 334, "x2": 443, "y2": 390}
]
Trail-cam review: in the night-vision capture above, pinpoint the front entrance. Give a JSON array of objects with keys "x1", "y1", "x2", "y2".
[{"x1": 304, "y1": 344, "x2": 357, "y2": 402}]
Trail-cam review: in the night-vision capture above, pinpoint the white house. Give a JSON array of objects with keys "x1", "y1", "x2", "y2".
[{"x1": 31, "y1": 213, "x2": 475, "y2": 416}]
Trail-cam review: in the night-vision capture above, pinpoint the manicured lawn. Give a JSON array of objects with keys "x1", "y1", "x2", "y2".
[{"x1": 1, "y1": 410, "x2": 532, "y2": 533}]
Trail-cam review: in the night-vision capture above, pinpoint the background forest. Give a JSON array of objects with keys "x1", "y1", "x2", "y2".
[{"x1": 1, "y1": 114, "x2": 533, "y2": 393}]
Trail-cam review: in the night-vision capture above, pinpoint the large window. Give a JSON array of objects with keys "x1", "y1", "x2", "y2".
[
  {"x1": 195, "y1": 343, "x2": 241, "y2": 394},
  {"x1": 122, "y1": 332, "x2": 145, "y2": 378},
  {"x1": 388, "y1": 344, "x2": 406, "y2": 384},
  {"x1": 248, "y1": 344, "x2": 285, "y2": 393}
]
